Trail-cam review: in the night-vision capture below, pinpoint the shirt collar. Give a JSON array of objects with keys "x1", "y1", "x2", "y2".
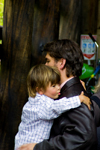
[{"x1": 60, "y1": 77, "x2": 74, "y2": 88}]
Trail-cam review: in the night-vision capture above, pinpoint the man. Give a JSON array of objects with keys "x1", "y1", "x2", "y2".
[{"x1": 18, "y1": 39, "x2": 100, "y2": 150}]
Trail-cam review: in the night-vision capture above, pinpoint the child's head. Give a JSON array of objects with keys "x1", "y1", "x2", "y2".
[{"x1": 27, "y1": 64, "x2": 60, "y2": 98}]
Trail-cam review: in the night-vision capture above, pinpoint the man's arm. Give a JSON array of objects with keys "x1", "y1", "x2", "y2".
[
  {"x1": 17, "y1": 130, "x2": 94, "y2": 150},
  {"x1": 33, "y1": 132, "x2": 92, "y2": 150},
  {"x1": 17, "y1": 143, "x2": 36, "y2": 150}
]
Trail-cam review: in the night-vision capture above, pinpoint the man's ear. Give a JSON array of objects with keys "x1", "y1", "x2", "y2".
[
  {"x1": 36, "y1": 87, "x2": 44, "y2": 95},
  {"x1": 59, "y1": 58, "x2": 66, "y2": 69}
]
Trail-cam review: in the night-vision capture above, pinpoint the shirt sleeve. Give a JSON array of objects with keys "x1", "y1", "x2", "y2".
[{"x1": 38, "y1": 96, "x2": 81, "y2": 120}]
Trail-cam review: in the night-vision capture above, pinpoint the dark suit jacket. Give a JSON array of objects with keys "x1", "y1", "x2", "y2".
[
  {"x1": 34, "y1": 77, "x2": 100, "y2": 150},
  {"x1": 91, "y1": 90, "x2": 100, "y2": 150}
]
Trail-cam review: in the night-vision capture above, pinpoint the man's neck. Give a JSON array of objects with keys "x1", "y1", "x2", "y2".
[
  {"x1": 60, "y1": 71, "x2": 74, "y2": 84},
  {"x1": 59, "y1": 67, "x2": 74, "y2": 86}
]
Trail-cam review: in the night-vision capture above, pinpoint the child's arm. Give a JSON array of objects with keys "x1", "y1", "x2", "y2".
[{"x1": 38, "y1": 92, "x2": 91, "y2": 120}]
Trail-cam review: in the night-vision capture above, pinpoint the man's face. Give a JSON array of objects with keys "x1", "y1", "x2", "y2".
[
  {"x1": 45, "y1": 53, "x2": 62, "y2": 84},
  {"x1": 45, "y1": 53, "x2": 57, "y2": 67}
]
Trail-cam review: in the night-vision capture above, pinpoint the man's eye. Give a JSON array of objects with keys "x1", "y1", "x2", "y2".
[{"x1": 46, "y1": 60, "x2": 50, "y2": 63}]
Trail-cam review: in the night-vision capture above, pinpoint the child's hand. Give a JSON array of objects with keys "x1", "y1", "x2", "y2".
[{"x1": 79, "y1": 91, "x2": 91, "y2": 110}]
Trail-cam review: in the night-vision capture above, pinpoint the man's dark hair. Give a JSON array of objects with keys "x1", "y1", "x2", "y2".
[{"x1": 43, "y1": 39, "x2": 84, "y2": 77}]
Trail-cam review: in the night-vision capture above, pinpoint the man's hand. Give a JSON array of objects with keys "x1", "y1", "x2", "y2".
[
  {"x1": 79, "y1": 91, "x2": 91, "y2": 110},
  {"x1": 17, "y1": 143, "x2": 36, "y2": 150}
]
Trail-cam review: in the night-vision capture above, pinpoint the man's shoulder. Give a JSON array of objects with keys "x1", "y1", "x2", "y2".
[{"x1": 60, "y1": 77, "x2": 86, "y2": 98}]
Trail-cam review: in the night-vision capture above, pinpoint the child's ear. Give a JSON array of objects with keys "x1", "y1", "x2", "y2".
[
  {"x1": 36, "y1": 87, "x2": 44, "y2": 95},
  {"x1": 38, "y1": 91, "x2": 44, "y2": 95}
]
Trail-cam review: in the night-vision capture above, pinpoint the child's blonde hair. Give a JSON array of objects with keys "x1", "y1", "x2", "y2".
[{"x1": 27, "y1": 64, "x2": 60, "y2": 97}]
